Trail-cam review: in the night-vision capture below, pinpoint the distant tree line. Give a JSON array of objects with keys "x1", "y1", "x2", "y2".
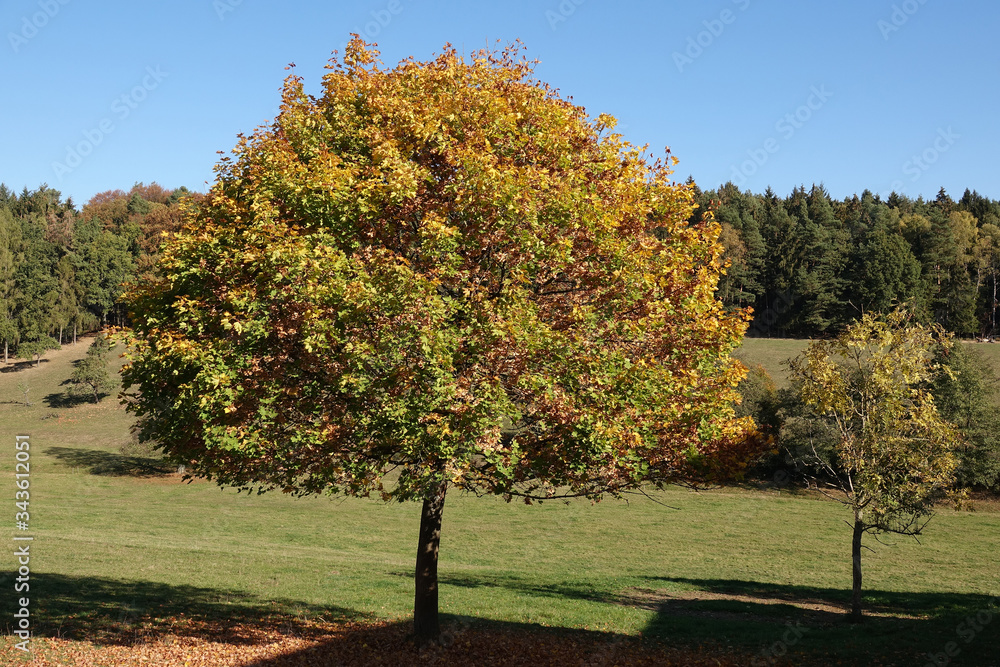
[
  {"x1": 694, "y1": 181, "x2": 1000, "y2": 338},
  {"x1": 6, "y1": 178, "x2": 1000, "y2": 362},
  {"x1": 0, "y1": 182, "x2": 192, "y2": 363}
]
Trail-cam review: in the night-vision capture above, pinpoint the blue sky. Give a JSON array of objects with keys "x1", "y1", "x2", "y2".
[{"x1": 3, "y1": 0, "x2": 997, "y2": 207}]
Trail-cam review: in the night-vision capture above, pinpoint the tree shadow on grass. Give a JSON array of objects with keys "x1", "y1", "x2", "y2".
[
  {"x1": 3, "y1": 571, "x2": 995, "y2": 666},
  {"x1": 46, "y1": 446, "x2": 176, "y2": 477},
  {"x1": 415, "y1": 572, "x2": 1000, "y2": 666},
  {"x1": 0, "y1": 359, "x2": 49, "y2": 373},
  {"x1": 0, "y1": 572, "x2": 364, "y2": 647},
  {"x1": 0, "y1": 574, "x2": 757, "y2": 666},
  {"x1": 429, "y1": 572, "x2": 616, "y2": 606},
  {"x1": 43, "y1": 390, "x2": 94, "y2": 408},
  {"x1": 44, "y1": 372, "x2": 113, "y2": 408}
]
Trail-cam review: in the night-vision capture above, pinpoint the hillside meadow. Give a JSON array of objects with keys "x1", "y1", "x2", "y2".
[
  {"x1": 0, "y1": 337, "x2": 997, "y2": 665},
  {"x1": 737, "y1": 336, "x2": 1000, "y2": 392}
]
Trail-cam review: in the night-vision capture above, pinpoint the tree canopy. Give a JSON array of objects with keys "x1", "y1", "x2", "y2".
[{"x1": 121, "y1": 38, "x2": 759, "y2": 641}]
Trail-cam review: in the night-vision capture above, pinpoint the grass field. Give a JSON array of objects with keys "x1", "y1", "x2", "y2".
[
  {"x1": 737, "y1": 336, "x2": 1000, "y2": 391},
  {"x1": 1, "y1": 337, "x2": 999, "y2": 665}
]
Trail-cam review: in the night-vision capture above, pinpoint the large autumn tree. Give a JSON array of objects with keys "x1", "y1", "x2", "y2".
[{"x1": 121, "y1": 38, "x2": 757, "y2": 642}]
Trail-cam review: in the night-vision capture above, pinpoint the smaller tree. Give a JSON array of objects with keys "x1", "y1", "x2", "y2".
[
  {"x1": 68, "y1": 334, "x2": 116, "y2": 403},
  {"x1": 16, "y1": 381, "x2": 31, "y2": 407},
  {"x1": 17, "y1": 335, "x2": 60, "y2": 367},
  {"x1": 787, "y1": 308, "x2": 960, "y2": 622}
]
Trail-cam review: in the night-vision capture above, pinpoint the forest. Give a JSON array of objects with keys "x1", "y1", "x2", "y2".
[
  {"x1": 695, "y1": 181, "x2": 1000, "y2": 338},
  {"x1": 3, "y1": 179, "x2": 1000, "y2": 369},
  {"x1": 0, "y1": 182, "x2": 192, "y2": 363}
]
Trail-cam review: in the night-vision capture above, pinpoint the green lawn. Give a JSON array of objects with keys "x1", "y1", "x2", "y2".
[{"x1": 2, "y1": 337, "x2": 998, "y2": 665}]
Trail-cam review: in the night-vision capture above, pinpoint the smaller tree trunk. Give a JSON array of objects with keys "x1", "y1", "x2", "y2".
[
  {"x1": 413, "y1": 479, "x2": 448, "y2": 644},
  {"x1": 851, "y1": 519, "x2": 864, "y2": 622},
  {"x1": 990, "y1": 271, "x2": 997, "y2": 337},
  {"x1": 73, "y1": 323, "x2": 77, "y2": 345}
]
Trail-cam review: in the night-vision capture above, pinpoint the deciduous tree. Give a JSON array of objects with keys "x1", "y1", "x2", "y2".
[
  {"x1": 122, "y1": 38, "x2": 758, "y2": 643},
  {"x1": 932, "y1": 343, "x2": 1000, "y2": 490},
  {"x1": 68, "y1": 333, "x2": 116, "y2": 403},
  {"x1": 17, "y1": 334, "x2": 60, "y2": 367},
  {"x1": 787, "y1": 309, "x2": 960, "y2": 621}
]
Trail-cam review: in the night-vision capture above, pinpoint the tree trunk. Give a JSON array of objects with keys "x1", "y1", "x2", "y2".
[
  {"x1": 851, "y1": 519, "x2": 864, "y2": 622},
  {"x1": 990, "y1": 271, "x2": 997, "y2": 338},
  {"x1": 73, "y1": 323, "x2": 77, "y2": 345},
  {"x1": 413, "y1": 479, "x2": 448, "y2": 644}
]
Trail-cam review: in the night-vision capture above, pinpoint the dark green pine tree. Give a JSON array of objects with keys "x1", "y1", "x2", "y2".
[
  {"x1": 851, "y1": 222, "x2": 924, "y2": 315},
  {"x1": 806, "y1": 184, "x2": 851, "y2": 329},
  {"x1": 73, "y1": 218, "x2": 136, "y2": 326},
  {"x1": 753, "y1": 187, "x2": 799, "y2": 336},
  {"x1": 14, "y1": 214, "x2": 61, "y2": 351},
  {"x1": 0, "y1": 205, "x2": 21, "y2": 363},
  {"x1": 126, "y1": 191, "x2": 152, "y2": 217},
  {"x1": 922, "y1": 207, "x2": 977, "y2": 335},
  {"x1": 934, "y1": 187, "x2": 955, "y2": 216},
  {"x1": 959, "y1": 188, "x2": 1000, "y2": 227},
  {"x1": 780, "y1": 185, "x2": 848, "y2": 336}
]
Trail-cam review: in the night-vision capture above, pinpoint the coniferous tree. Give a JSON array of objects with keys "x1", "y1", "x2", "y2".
[
  {"x1": 852, "y1": 222, "x2": 923, "y2": 315},
  {"x1": 73, "y1": 219, "x2": 135, "y2": 326},
  {"x1": 753, "y1": 188, "x2": 798, "y2": 336},
  {"x1": 52, "y1": 255, "x2": 83, "y2": 344},
  {"x1": 0, "y1": 205, "x2": 20, "y2": 363},
  {"x1": 14, "y1": 214, "x2": 60, "y2": 349},
  {"x1": 923, "y1": 208, "x2": 977, "y2": 334},
  {"x1": 959, "y1": 189, "x2": 1000, "y2": 227},
  {"x1": 780, "y1": 185, "x2": 848, "y2": 335},
  {"x1": 806, "y1": 184, "x2": 851, "y2": 329}
]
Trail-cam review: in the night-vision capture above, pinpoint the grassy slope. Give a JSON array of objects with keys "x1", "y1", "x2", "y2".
[
  {"x1": 738, "y1": 336, "x2": 1000, "y2": 391},
  {"x1": 734, "y1": 338, "x2": 808, "y2": 387},
  {"x1": 1, "y1": 338, "x2": 998, "y2": 665}
]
